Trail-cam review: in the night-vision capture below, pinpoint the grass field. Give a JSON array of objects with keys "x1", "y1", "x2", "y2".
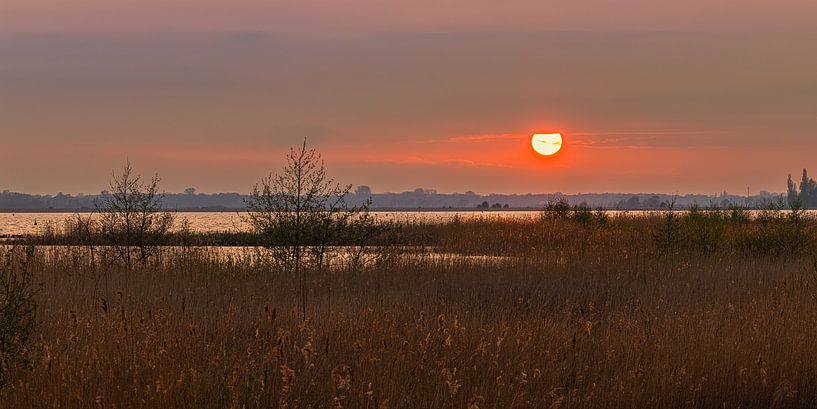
[{"x1": 3, "y1": 210, "x2": 817, "y2": 408}]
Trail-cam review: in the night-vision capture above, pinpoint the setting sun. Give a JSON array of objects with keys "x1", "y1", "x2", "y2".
[{"x1": 531, "y1": 133, "x2": 563, "y2": 156}]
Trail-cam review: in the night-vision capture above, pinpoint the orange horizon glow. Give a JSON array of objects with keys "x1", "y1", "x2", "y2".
[{"x1": 1, "y1": 1, "x2": 816, "y2": 195}]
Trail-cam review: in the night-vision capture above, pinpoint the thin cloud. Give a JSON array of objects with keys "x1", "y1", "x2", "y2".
[
  {"x1": 405, "y1": 133, "x2": 525, "y2": 145},
  {"x1": 570, "y1": 130, "x2": 709, "y2": 136},
  {"x1": 569, "y1": 130, "x2": 714, "y2": 148},
  {"x1": 442, "y1": 131, "x2": 713, "y2": 148},
  {"x1": 446, "y1": 133, "x2": 526, "y2": 143},
  {"x1": 364, "y1": 156, "x2": 516, "y2": 169}
]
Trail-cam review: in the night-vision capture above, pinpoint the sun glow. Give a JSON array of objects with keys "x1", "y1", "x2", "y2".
[{"x1": 531, "y1": 133, "x2": 563, "y2": 156}]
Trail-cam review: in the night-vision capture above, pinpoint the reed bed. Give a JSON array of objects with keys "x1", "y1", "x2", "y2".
[{"x1": 3, "y1": 213, "x2": 817, "y2": 408}]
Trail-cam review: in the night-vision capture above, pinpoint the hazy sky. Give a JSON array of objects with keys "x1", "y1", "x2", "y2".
[{"x1": 2, "y1": 1, "x2": 816, "y2": 195}]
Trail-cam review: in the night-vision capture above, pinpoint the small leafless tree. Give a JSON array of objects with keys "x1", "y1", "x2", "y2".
[
  {"x1": 97, "y1": 163, "x2": 174, "y2": 269},
  {"x1": 244, "y1": 139, "x2": 367, "y2": 317}
]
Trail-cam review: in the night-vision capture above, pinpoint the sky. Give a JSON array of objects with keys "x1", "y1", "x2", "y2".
[{"x1": 2, "y1": 0, "x2": 816, "y2": 195}]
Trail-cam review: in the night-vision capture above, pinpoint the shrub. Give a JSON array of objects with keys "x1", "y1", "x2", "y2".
[
  {"x1": 727, "y1": 205, "x2": 751, "y2": 224},
  {"x1": 541, "y1": 198, "x2": 571, "y2": 221},
  {"x1": 654, "y1": 205, "x2": 680, "y2": 255},
  {"x1": 679, "y1": 205, "x2": 727, "y2": 255},
  {"x1": 0, "y1": 246, "x2": 38, "y2": 389},
  {"x1": 570, "y1": 203, "x2": 595, "y2": 226},
  {"x1": 592, "y1": 208, "x2": 610, "y2": 226},
  {"x1": 541, "y1": 200, "x2": 608, "y2": 228}
]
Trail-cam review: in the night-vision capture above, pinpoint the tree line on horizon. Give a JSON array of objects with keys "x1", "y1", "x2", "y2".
[
  {"x1": 787, "y1": 169, "x2": 817, "y2": 208},
  {"x1": 2, "y1": 163, "x2": 812, "y2": 211},
  {"x1": 0, "y1": 189, "x2": 782, "y2": 211}
]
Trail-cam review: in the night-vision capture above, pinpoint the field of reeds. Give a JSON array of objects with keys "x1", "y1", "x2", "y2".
[{"x1": 3, "y1": 208, "x2": 817, "y2": 408}]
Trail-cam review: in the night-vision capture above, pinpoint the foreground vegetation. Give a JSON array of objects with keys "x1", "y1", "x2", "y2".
[{"x1": 3, "y1": 209, "x2": 817, "y2": 407}]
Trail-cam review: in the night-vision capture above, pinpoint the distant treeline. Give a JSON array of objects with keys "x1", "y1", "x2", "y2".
[
  {"x1": 0, "y1": 186, "x2": 785, "y2": 211},
  {"x1": 0, "y1": 190, "x2": 247, "y2": 211},
  {"x1": 787, "y1": 168, "x2": 817, "y2": 208}
]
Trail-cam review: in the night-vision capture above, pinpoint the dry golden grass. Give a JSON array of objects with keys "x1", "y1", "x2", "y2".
[{"x1": 3, "y1": 215, "x2": 817, "y2": 408}]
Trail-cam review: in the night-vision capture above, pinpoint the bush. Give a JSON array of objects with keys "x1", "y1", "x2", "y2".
[
  {"x1": 541, "y1": 198, "x2": 571, "y2": 221},
  {"x1": 679, "y1": 205, "x2": 727, "y2": 255},
  {"x1": 727, "y1": 205, "x2": 751, "y2": 224},
  {"x1": 570, "y1": 203, "x2": 595, "y2": 226},
  {"x1": 0, "y1": 246, "x2": 38, "y2": 389},
  {"x1": 541, "y1": 200, "x2": 608, "y2": 228},
  {"x1": 736, "y1": 214, "x2": 813, "y2": 258},
  {"x1": 654, "y1": 205, "x2": 680, "y2": 255}
]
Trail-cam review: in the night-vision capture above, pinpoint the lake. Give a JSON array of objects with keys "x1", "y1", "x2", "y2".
[
  {"x1": 1, "y1": 209, "x2": 799, "y2": 236},
  {"x1": 0, "y1": 211, "x2": 545, "y2": 235}
]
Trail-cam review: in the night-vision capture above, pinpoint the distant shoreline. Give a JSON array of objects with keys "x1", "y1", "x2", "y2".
[
  {"x1": 0, "y1": 207, "x2": 789, "y2": 214},
  {"x1": 0, "y1": 208, "x2": 549, "y2": 213}
]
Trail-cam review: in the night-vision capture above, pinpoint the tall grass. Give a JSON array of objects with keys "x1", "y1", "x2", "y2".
[{"x1": 2, "y1": 212, "x2": 817, "y2": 407}]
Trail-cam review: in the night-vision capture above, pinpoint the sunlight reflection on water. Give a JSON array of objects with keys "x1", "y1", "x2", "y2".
[
  {"x1": 0, "y1": 210, "x2": 799, "y2": 236},
  {"x1": 0, "y1": 211, "x2": 542, "y2": 235}
]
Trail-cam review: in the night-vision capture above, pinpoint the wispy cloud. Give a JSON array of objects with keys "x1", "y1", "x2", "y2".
[
  {"x1": 446, "y1": 133, "x2": 526, "y2": 143},
  {"x1": 570, "y1": 130, "x2": 715, "y2": 148},
  {"x1": 364, "y1": 156, "x2": 515, "y2": 168},
  {"x1": 440, "y1": 130, "x2": 713, "y2": 149}
]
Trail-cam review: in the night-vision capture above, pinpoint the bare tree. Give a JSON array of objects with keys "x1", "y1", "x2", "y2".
[
  {"x1": 97, "y1": 163, "x2": 174, "y2": 269},
  {"x1": 244, "y1": 139, "x2": 366, "y2": 316}
]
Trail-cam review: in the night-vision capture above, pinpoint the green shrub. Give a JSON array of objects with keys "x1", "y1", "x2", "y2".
[
  {"x1": 654, "y1": 206, "x2": 680, "y2": 255},
  {"x1": 570, "y1": 203, "x2": 595, "y2": 226},
  {"x1": 541, "y1": 200, "x2": 607, "y2": 228},
  {"x1": 0, "y1": 246, "x2": 38, "y2": 389},
  {"x1": 680, "y1": 206, "x2": 727, "y2": 255},
  {"x1": 727, "y1": 205, "x2": 751, "y2": 224},
  {"x1": 733, "y1": 203, "x2": 813, "y2": 258},
  {"x1": 592, "y1": 208, "x2": 610, "y2": 226},
  {"x1": 541, "y1": 198, "x2": 571, "y2": 221}
]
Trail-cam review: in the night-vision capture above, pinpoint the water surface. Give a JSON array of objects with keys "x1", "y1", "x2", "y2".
[
  {"x1": 0, "y1": 211, "x2": 543, "y2": 235},
  {"x1": 0, "y1": 209, "x2": 793, "y2": 236}
]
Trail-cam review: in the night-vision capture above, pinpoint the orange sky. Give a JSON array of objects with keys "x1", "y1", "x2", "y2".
[{"x1": 1, "y1": 1, "x2": 816, "y2": 195}]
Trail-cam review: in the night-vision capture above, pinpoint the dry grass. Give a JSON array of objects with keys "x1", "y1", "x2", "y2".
[{"x1": 3, "y1": 215, "x2": 817, "y2": 408}]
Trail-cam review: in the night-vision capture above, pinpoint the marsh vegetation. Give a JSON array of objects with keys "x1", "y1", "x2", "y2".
[{"x1": 3, "y1": 207, "x2": 817, "y2": 408}]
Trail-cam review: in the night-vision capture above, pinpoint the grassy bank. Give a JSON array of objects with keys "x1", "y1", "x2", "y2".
[{"x1": 2, "y1": 211, "x2": 817, "y2": 407}]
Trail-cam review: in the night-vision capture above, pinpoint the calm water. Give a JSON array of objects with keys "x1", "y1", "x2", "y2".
[
  {"x1": 0, "y1": 211, "x2": 543, "y2": 235},
  {"x1": 1, "y1": 209, "x2": 804, "y2": 236}
]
